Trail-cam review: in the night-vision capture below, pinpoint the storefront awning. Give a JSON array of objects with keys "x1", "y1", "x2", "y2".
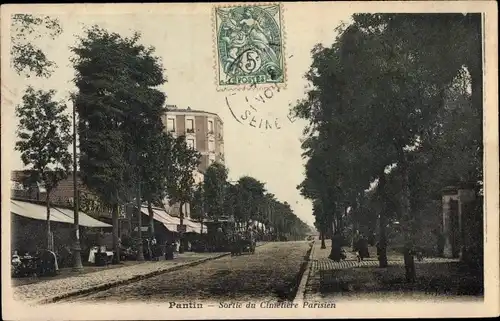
[
  {"x1": 140, "y1": 206, "x2": 207, "y2": 233},
  {"x1": 11, "y1": 200, "x2": 111, "y2": 228}
]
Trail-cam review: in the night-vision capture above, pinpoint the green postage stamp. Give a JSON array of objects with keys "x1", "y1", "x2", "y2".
[{"x1": 213, "y1": 3, "x2": 285, "y2": 90}]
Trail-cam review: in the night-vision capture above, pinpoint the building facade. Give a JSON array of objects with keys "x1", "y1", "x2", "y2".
[
  {"x1": 10, "y1": 170, "x2": 119, "y2": 223},
  {"x1": 163, "y1": 105, "x2": 225, "y2": 173},
  {"x1": 11, "y1": 170, "x2": 86, "y2": 208}
]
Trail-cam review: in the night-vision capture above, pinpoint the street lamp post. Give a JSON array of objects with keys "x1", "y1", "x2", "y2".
[
  {"x1": 72, "y1": 102, "x2": 84, "y2": 271},
  {"x1": 201, "y1": 188, "x2": 205, "y2": 234}
]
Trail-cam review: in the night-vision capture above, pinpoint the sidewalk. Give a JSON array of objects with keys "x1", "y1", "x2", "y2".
[
  {"x1": 12, "y1": 260, "x2": 143, "y2": 287},
  {"x1": 11, "y1": 251, "x2": 228, "y2": 304},
  {"x1": 301, "y1": 241, "x2": 477, "y2": 301}
]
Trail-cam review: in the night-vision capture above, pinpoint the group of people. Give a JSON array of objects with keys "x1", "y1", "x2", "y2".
[
  {"x1": 231, "y1": 228, "x2": 257, "y2": 255},
  {"x1": 327, "y1": 233, "x2": 371, "y2": 262},
  {"x1": 141, "y1": 238, "x2": 195, "y2": 261}
]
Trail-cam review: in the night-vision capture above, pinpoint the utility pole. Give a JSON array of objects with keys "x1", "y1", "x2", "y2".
[
  {"x1": 200, "y1": 185, "x2": 205, "y2": 234},
  {"x1": 266, "y1": 202, "x2": 270, "y2": 241},
  {"x1": 179, "y1": 202, "x2": 185, "y2": 254},
  {"x1": 136, "y1": 181, "x2": 145, "y2": 261},
  {"x1": 72, "y1": 102, "x2": 83, "y2": 271}
]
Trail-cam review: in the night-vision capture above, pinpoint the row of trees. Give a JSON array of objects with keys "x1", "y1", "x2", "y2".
[
  {"x1": 293, "y1": 14, "x2": 482, "y2": 282},
  {"x1": 13, "y1": 16, "x2": 311, "y2": 262},
  {"x1": 14, "y1": 20, "x2": 201, "y2": 260},
  {"x1": 71, "y1": 26, "x2": 202, "y2": 259},
  {"x1": 190, "y1": 163, "x2": 311, "y2": 241},
  {"x1": 13, "y1": 14, "x2": 73, "y2": 251}
]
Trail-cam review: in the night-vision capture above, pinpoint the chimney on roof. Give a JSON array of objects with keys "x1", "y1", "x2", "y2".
[{"x1": 166, "y1": 104, "x2": 177, "y2": 110}]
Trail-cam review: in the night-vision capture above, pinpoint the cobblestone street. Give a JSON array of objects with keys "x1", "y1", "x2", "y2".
[
  {"x1": 12, "y1": 252, "x2": 225, "y2": 304},
  {"x1": 64, "y1": 241, "x2": 311, "y2": 303}
]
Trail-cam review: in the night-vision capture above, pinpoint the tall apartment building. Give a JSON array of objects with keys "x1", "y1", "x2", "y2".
[{"x1": 163, "y1": 105, "x2": 225, "y2": 173}]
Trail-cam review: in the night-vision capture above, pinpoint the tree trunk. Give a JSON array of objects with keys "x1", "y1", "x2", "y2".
[
  {"x1": 179, "y1": 202, "x2": 185, "y2": 254},
  {"x1": 320, "y1": 228, "x2": 326, "y2": 249},
  {"x1": 378, "y1": 214, "x2": 388, "y2": 268},
  {"x1": 330, "y1": 204, "x2": 343, "y2": 260},
  {"x1": 112, "y1": 204, "x2": 120, "y2": 264},
  {"x1": 332, "y1": 214, "x2": 337, "y2": 236},
  {"x1": 45, "y1": 191, "x2": 52, "y2": 251},
  {"x1": 148, "y1": 201, "x2": 155, "y2": 239},
  {"x1": 378, "y1": 173, "x2": 388, "y2": 268},
  {"x1": 467, "y1": 13, "x2": 483, "y2": 116},
  {"x1": 340, "y1": 207, "x2": 345, "y2": 234},
  {"x1": 351, "y1": 219, "x2": 357, "y2": 251},
  {"x1": 399, "y1": 153, "x2": 416, "y2": 282},
  {"x1": 136, "y1": 183, "x2": 145, "y2": 261}
]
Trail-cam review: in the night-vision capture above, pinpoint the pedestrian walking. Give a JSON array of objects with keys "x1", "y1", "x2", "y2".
[
  {"x1": 165, "y1": 240, "x2": 174, "y2": 260},
  {"x1": 329, "y1": 231, "x2": 343, "y2": 262},
  {"x1": 151, "y1": 237, "x2": 159, "y2": 261}
]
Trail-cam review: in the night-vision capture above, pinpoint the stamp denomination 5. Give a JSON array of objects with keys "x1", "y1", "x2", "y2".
[{"x1": 213, "y1": 3, "x2": 286, "y2": 91}]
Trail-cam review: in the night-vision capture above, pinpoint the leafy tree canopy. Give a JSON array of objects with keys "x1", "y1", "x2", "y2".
[
  {"x1": 15, "y1": 86, "x2": 72, "y2": 190},
  {"x1": 11, "y1": 14, "x2": 63, "y2": 77}
]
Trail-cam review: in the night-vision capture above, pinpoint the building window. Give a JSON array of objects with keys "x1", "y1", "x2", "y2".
[
  {"x1": 208, "y1": 119, "x2": 214, "y2": 133},
  {"x1": 167, "y1": 118, "x2": 176, "y2": 132},
  {"x1": 186, "y1": 119, "x2": 194, "y2": 133},
  {"x1": 187, "y1": 138, "x2": 195, "y2": 149},
  {"x1": 208, "y1": 139, "x2": 215, "y2": 152}
]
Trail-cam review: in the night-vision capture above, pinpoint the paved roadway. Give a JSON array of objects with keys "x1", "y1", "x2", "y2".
[{"x1": 65, "y1": 241, "x2": 311, "y2": 303}]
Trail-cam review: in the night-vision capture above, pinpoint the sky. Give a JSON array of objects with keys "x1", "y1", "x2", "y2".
[{"x1": 1, "y1": 3, "x2": 356, "y2": 227}]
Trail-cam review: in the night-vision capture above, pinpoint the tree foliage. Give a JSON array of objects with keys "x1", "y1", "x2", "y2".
[
  {"x1": 203, "y1": 162, "x2": 228, "y2": 219},
  {"x1": 72, "y1": 25, "x2": 169, "y2": 260},
  {"x1": 15, "y1": 86, "x2": 72, "y2": 250},
  {"x1": 15, "y1": 87, "x2": 72, "y2": 188},
  {"x1": 166, "y1": 136, "x2": 201, "y2": 208},
  {"x1": 221, "y1": 177, "x2": 310, "y2": 240},
  {"x1": 190, "y1": 182, "x2": 205, "y2": 221},
  {"x1": 141, "y1": 131, "x2": 176, "y2": 205},
  {"x1": 293, "y1": 13, "x2": 482, "y2": 279},
  {"x1": 235, "y1": 176, "x2": 266, "y2": 225}
]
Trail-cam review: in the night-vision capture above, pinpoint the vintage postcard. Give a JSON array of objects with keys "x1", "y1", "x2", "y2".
[{"x1": 1, "y1": 1, "x2": 498, "y2": 320}]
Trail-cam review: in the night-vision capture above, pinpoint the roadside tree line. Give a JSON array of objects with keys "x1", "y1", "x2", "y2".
[
  {"x1": 190, "y1": 162, "x2": 311, "y2": 241},
  {"x1": 13, "y1": 18, "x2": 310, "y2": 264},
  {"x1": 15, "y1": 23, "x2": 202, "y2": 261},
  {"x1": 293, "y1": 13, "x2": 483, "y2": 282}
]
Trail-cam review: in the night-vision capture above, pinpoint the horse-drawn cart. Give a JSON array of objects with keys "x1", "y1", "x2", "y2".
[{"x1": 230, "y1": 231, "x2": 256, "y2": 256}]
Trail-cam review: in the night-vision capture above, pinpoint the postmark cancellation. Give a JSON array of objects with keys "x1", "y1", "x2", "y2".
[{"x1": 213, "y1": 3, "x2": 286, "y2": 91}]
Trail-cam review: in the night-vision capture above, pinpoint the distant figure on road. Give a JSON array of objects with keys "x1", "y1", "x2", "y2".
[{"x1": 357, "y1": 235, "x2": 369, "y2": 262}]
